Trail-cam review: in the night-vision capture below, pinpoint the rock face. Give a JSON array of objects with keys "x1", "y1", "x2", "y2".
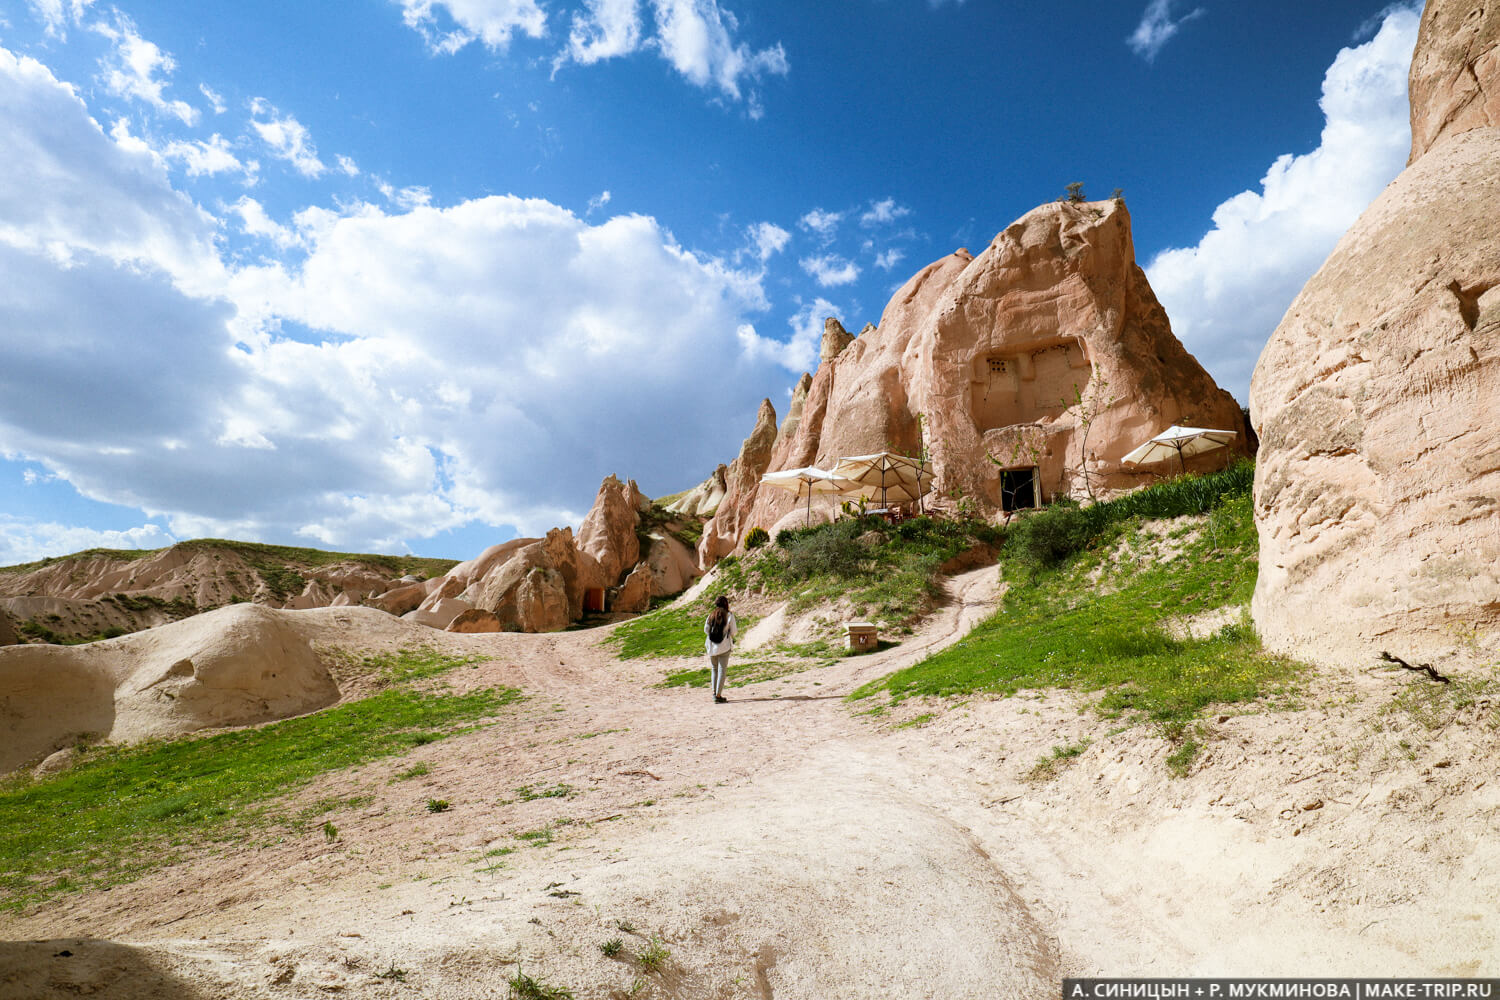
[
  {"x1": 0, "y1": 610, "x2": 16, "y2": 646},
  {"x1": 1251, "y1": 0, "x2": 1500, "y2": 668},
  {"x1": 664, "y1": 465, "x2": 728, "y2": 517},
  {"x1": 464, "y1": 528, "x2": 603, "y2": 634},
  {"x1": 698, "y1": 399, "x2": 781, "y2": 564},
  {"x1": 576, "y1": 475, "x2": 649, "y2": 585},
  {"x1": 0, "y1": 603, "x2": 337, "y2": 772},
  {"x1": 1407, "y1": 0, "x2": 1500, "y2": 162},
  {"x1": 700, "y1": 199, "x2": 1246, "y2": 562},
  {"x1": 820, "y1": 318, "x2": 855, "y2": 363}
]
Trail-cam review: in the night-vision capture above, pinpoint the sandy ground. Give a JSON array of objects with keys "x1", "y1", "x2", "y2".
[{"x1": 3, "y1": 566, "x2": 1498, "y2": 999}]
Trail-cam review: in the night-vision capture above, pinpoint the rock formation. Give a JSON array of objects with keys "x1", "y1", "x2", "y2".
[
  {"x1": 1407, "y1": 0, "x2": 1500, "y2": 162},
  {"x1": 820, "y1": 318, "x2": 855, "y2": 363},
  {"x1": 1250, "y1": 0, "x2": 1500, "y2": 668},
  {"x1": 663, "y1": 465, "x2": 728, "y2": 517},
  {"x1": 0, "y1": 603, "x2": 338, "y2": 772},
  {"x1": 0, "y1": 543, "x2": 456, "y2": 643},
  {"x1": 576, "y1": 475, "x2": 649, "y2": 585},
  {"x1": 698, "y1": 398, "x2": 782, "y2": 564},
  {"x1": 699, "y1": 199, "x2": 1247, "y2": 563}
]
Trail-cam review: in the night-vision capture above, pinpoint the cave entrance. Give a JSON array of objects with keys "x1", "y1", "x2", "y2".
[
  {"x1": 1000, "y1": 468, "x2": 1038, "y2": 513},
  {"x1": 583, "y1": 587, "x2": 607, "y2": 613}
]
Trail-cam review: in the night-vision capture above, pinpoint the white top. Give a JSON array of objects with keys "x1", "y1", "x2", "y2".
[{"x1": 704, "y1": 611, "x2": 737, "y2": 656}]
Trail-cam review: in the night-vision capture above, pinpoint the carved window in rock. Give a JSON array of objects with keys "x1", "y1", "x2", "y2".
[{"x1": 970, "y1": 338, "x2": 1091, "y2": 432}]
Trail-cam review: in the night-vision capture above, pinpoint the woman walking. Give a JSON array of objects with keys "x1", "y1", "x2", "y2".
[{"x1": 703, "y1": 595, "x2": 737, "y2": 704}]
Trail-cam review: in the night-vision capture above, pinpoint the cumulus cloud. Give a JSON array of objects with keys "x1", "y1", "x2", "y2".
[
  {"x1": 161, "y1": 134, "x2": 249, "y2": 177},
  {"x1": 736, "y1": 297, "x2": 837, "y2": 374},
  {"x1": 397, "y1": 0, "x2": 548, "y2": 54},
  {"x1": 859, "y1": 197, "x2": 911, "y2": 227},
  {"x1": 231, "y1": 196, "x2": 300, "y2": 249},
  {"x1": 586, "y1": 189, "x2": 613, "y2": 215},
  {"x1": 0, "y1": 516, "x2": 174, "y2": 566},
  {"x1": 248, "y1": 98, "x2": 326, "y2": 178},
  {"x1": 1145, "y1": 6, "x2": 1420, "y2": 402},
  {"x1": 873, "y1": 248, "x2": 905, "y2": 272},
  {"x1": 555, "y1": 0, "x2": 787, "y2": 109},
  {"x1": 800, "y1": 253, "x2": 859, "y2": 288},
  {"x1": 1127, "y1": 0, "x2": 1205, "y2": 62},
  {"x1": 746, "y1": 220, "x2": 789, "y2": 262},
  {"x1": 336, "y1": 154, "x2": 359, "y2": 177},
  {"x1": 0, "y1": 46, "x2": 796, "y2": 553},
  {"x1": 563, "y1": 0, "x2": 643, "y2": 66},
  {"x1": 799, "y1": 208, "x2": 841, "y2": 243},
  {"x1": 91, "y1": 12, "x2": 199, "y2": 124},
  {"x1": 649, "y1": 0, "x2": 788, "y2": 102}
]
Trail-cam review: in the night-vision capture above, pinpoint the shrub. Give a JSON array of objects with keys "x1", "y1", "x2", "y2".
[
  {"x1": 782, "y1": 518, "x2": 868, "y2": 580},
  {"x1": 744, "y1": 526, "x2": 769, "y2": 550},
  {"x1": 1005, "y1": 499, "x2": 1094, "y2": 573}
]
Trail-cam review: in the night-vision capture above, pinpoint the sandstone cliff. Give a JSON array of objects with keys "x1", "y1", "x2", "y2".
[
  {"x1": 1250, "y1": 0, "x2": 1500, "y2": 667},
  {"x1": 700, "y1": 199, "x2": 1247, "y2": 563}
]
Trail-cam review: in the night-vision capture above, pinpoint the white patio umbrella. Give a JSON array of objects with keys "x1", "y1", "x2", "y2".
[
  {"x1": 1121, "y1": 425, "x2": 1238, "y2": 475},
  {"x1": 829, "y1": 452, "x2": 935, "y2": 512},
  {"x1": 759, "y1": 467, "x2": 859, "y2": 526}
]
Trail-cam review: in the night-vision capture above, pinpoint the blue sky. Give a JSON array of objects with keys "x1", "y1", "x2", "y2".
[{"x1": 0, "y1": 0, "x2": 1422, "y2": 562}]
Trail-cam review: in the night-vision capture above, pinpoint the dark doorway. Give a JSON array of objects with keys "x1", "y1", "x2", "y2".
[{"x1": 1000, "y1": 468, "x2": 1037, "y2": 512}]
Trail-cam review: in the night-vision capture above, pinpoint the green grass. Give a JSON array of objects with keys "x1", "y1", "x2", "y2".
[
  {"x1": 753, "y1": 515, "x2": 1002, "y2": 625},
  {"x1": 605, "y1": 604, "x2": 760, "y2": 660},
  {"x1": 853, "y1": 484, "x2": 1303, "y2": 730},
  {"x1": 516, "y1": 783, "x2": 575, "y2": 801},
  {"x1": 0, "y1": 681, "x2": 521, "y2": 912},
  {"x1": 1027, "y1": 741, "x2": 1090, "y2": 781},
  {"x1": 360, "y1": 647, "x2": 490, "y2": 684}
]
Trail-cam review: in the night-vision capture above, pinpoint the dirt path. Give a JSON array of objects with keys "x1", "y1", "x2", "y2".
[{"x1": 4, "y1": 565, "x2": 1499, "y2": 998}]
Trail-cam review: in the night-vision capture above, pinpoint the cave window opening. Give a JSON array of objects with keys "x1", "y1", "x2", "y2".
[{"x1": 1000, "y1": 468, "x2": 1038, "y2": 513}]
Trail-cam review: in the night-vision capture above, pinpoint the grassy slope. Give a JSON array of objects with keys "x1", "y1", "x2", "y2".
[
  {"x1": 854, "y1": 464, "x2": 1304, "y2": 728},
  {"x1": 0, "y1": 649, "x2": 516, "y2": 912},
  {"x1": 605, "y1": 516, "x2": 1001, "y2": 662}
]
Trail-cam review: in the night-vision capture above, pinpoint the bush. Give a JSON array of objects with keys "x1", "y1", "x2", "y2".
[
  {"x1": 744, "y1": 526, "x2": 769, "y2": 550},
  {"x1": 1005, "y1": 499, "x2": 1094, "y2": 573},
  {"x1": 782, "y1": 518, "x2": 868, "y2": 580}
]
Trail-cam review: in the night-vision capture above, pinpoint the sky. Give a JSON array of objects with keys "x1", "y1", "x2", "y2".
[{"x1": 0, "y1": 0, "x2": 1424, "y2": 564}]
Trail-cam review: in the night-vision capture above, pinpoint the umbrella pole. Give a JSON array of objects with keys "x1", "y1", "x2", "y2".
[
  {"x1": 1177, "y1": 442, "x2": 1186, "y2": 476},
  {"x1": 806, "y1": 487, "x2": 812, "y2": 527}
]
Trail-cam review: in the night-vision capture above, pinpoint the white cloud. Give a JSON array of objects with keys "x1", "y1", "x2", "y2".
[
  {"x1": 0, "y1": 48, "x2": 222, "y2": 294},
  {"x1": 648, "y1": 0, "x2": 788, "y2": 102},
  {"x1": 799, "y1": 207, "x2": 841, "y2": 242},
  {"x1": 873, "y1": 248, "x2": 905, "y2": 271},
  {"x1": 162, "y1": 134, "x2": 247, "y2": 177},
  {"x1": 91, "y1": 12, "x2": 199, "y2": 125},
  {"x1": 376, "y1": 181, "x2": 434, "y2": 210},
  {"x1": 859, "y1": 197, "x2": 910, "y2": 227},
  {"x1": 0, "y1": 48, "x2": 788, "y2": 552},
  {"x1": 0, "y1": 516, "x2": 174, "y2": 566},
  {"x1": 1127, "y1": 0, "x2": 1205, "y2": 62},
  {"x1": 736, "y1": 296, "x2": 837, "y2": 374},
  {"x1": 563, "y1": 0, "x2": 643, "y2": 66},
  {"x1": 800, "y1": 253, "x2": 859, "y2": 287},
  {"x1": 1145, "y1": 6, "x2": 1420, "y2": 403},
  {"x1": 248, "y1": 97, "x2": 326, "y2": 178},
  {"x1": 26, "y1": 0, "x2": 94, "y2": 39},
  {"x1": 746, "y1": 221, "x2": 789, "y2": 262},
  {"x1": 586, "y1": 189, "x2": 613, "y2": 215},
  {"x1": 398, "y1": 0, "x2": 548, "y2": 54},
  {"x1": 232, "y1": 197, "x2": 300, "y2": 249},
  {"x1": 555, "y1": 0, "x2": 787, "y2": 109},
  {"x1": 336, "y1": 155, "x2": 360, "y2": 177},
  {"x1": 199, "y1": 83, "x2": 226, "y2": 114}
]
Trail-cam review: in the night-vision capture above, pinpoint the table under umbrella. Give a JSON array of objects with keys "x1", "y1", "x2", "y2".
[
  {"x1": 828, "y1": 452, "x2": 934, "y2": 513},
  {"x1": 759, "y1": 467, "x2": 860, "y2": 526}
]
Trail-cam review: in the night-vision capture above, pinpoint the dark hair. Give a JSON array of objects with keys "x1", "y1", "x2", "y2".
[{"x1": 709, "y1": 595, "x2": 729, "y2": 634}]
